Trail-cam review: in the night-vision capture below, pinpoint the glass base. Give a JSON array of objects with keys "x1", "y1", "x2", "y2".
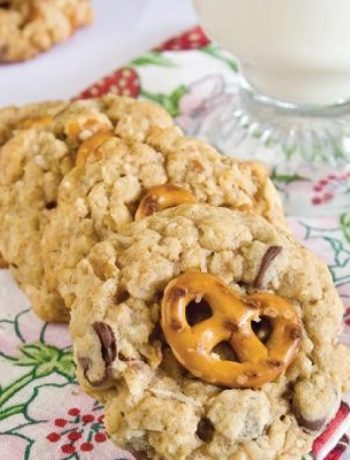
[
  {"x1": 188, "y1": 77, "x2": 350, "y2": 216},
  {"x1": 238, "y1": 76, "x2": 350, "y2": 165}
]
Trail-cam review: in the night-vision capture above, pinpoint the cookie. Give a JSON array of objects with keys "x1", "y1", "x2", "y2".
[
  {"x1": 70, "y1": 204, "x2": 350, "y2": 460},
  {"x1": 0, "y1": 99, "x2": 69, "y2": 145},
  {"x1": 0, "y1": 99, "x2": 68, "y2": 268},
  {"x1": 0, "y1": 95, "x2": 174, "y2": 322},
  {"x1": 42, "y1": 126, "x2": 286, "y2": 315},
  {"x1": 0, "y1": 0, "x2": 93, "y2": 62}
]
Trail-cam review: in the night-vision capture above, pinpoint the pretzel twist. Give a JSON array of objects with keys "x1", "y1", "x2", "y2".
[
  {"x1": 161, "y1": 272, "x2": 301, "y2": 388},
  {"x1": 135, "y1": 184, "x2": 197, "y2": 220}
]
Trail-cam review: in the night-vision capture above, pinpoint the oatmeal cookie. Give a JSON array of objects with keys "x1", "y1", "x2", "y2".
[
  {"x1": 0, "y1": 95, "x2": 174, "y2": 322},
  {"x1": 42, "y1": 126, "x2": 285, "y2": 313},
  {"x1": 0, "y1": 0, "x2": 93, "y2": 62},
  {"x1": 0, "y1": 99, "x2": 68, "y2": 268},
  {"x1": 0, "y1": 99, "x2": 68, "y2": 145},
  {"x1": 70, "y1": 205, "x2": 350, "y2": 460}
]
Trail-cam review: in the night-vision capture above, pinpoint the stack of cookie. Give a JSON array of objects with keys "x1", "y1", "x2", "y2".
[{"x1": 0, "y1": 95, "x2": 349, "y2": 460}]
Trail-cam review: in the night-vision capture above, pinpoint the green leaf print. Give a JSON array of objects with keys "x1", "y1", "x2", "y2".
[
  {"x1": 300, "y1": 219, "x2": 350, "y2": 286},
  {"x1": 201, "y1": 44, "x2": 239, "y2": 72},
  {"x1": 0, "y1": 341, "x2": 75, "y2": 422},
  {"x1": 0, "y1": 372, "x2": 33, "y2": 409},
  {"x1": 340, "y1": 213, "x2": 350, "y2": 243},
  {"x1": 131, "y1": 52, "x2": 175, "y2": 67},
  {"x1": 141, "y1": 84, "x2": 188, "y2": 117},
  {"x1": 16, "y1": 343, "x2": 75, "y2": 381},
  {"x1": 0, "y1": 403, "x2": 25, "y2": 421},
  {"x1": 55, "y1": 353, "x2": 76, "y2": 380},
  {"x1": 34, "y1": 362, "x2": 57, "y2": 379},
  {"x1": 271, "y1": 169, "x2": 310, "y2": 185},
  {"x1": 17, "y1": 343, "x2": 60, "y2": 366}
]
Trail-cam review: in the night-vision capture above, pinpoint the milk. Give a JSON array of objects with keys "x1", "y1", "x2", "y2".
[{"x1": 193, "y1": 0, "x2": 350, "y2": 106}]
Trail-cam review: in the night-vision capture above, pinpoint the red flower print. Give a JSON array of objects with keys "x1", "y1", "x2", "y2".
[
  {"x1": 344, "y1": 307, "x2": 350, "y2": 326},
  {"x1": 61, "y1": 444, "x2": 76, "y2": 455},
  {"x1": 54, "y1": 418, "x2": 67, "y2": 428},
  {"x1": 80, "y1": 442, "x2": 94, "y2": 452},
  {"x1": 68, "y1": 407, "x2": 80, "y2": 416},
  {"x1": 14, "y1": 384, "x2": 132, "y2": 459},
  {"x1": 79, "y1": 67, "x2": 140, "y2": 99},
  {"x1": 95, "y1": 432, "x2": 107, "y2": 443},
  {"x1": 68, "y1": 431, "x2": 81, "y2": 441},
  {"x1": 82, "y1": 413, "x2": 95, "y2": 423},
  {"x1": 155, "y1": 26, "x2": 210, "y2": 51},
  {"x1": 311, "y1": 171, "x2": 350, "y2": 206},
  {"x1": 45, "y1": 404, "x2": 108, "y2": 455},
  {"x1": 46, "y1": 432, "x2": 61, "y2": 442}
]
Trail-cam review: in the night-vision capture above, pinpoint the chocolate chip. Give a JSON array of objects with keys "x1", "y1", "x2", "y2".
[
  {"x1": 126, "y1": 448, "x2": 150, "y2": 460},
  {"x1": 45, "y1": 201, "x2": 57, "y2": 210},
  {"x1": 78, "y1": 356, "x2": 109, "y2": 387},
  {"x1": 196, "y1": 417, "x2": 215, "y2": 442},
  {"x1": 297, "y1": 414, "x2": 327, "y2": 432},
  {"x1": 253, "y1": 246, "x2": 282, "y2": 290},
  {"x1": 93, "y1": 322, "x2": 117, "y2": 366},
  {"x1": 115, "y1": 289, "x2": 130, "y2": 304}
]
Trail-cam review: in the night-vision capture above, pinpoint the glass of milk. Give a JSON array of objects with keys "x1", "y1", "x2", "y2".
[
  {"x1": 192, "y1": 0, "x2": 350, "y2": 214},
  {"x1": 194, "y1": 0, "x2": 350, "y2": 106}
]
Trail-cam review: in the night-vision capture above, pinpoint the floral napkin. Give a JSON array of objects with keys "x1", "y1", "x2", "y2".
[{"x1": 1, "y1": 26, "x2": 350, "y2": 460}]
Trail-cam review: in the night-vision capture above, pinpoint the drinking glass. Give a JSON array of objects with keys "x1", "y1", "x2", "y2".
[{"x1": 192, "y1": 0, "x2": 350, "y2": 215}]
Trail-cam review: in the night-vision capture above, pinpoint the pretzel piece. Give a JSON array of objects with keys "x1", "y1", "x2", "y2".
[
  {"x1": 161, "y1": 272, "x2": 301, "y2": 388},
  {"x1": 135, "y1": 184, "x2": 197, "y2": 220},
  {"x1": 18, "y1": 116, "x2": 53, "y2": 129},
  {"x1": 76, "y1": 132, "x2": 113, "y2": 166}
]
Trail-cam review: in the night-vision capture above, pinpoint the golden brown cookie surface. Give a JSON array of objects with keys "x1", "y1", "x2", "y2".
[
  {"x1": 0, "y1": 99, "x2": 68, "y2": 270},
  {"x1": 42, "y1": 122, "x2": 286, "y2": 314},
  {"x1": 0, "y1": 95, "x2": 174, "y2": 322},
  {"x1": 70, "y1": 204, "x2": 349, "y2": 460},
  {"x1": 0, "y1": 0, "x2": 93, "y2": 62}
]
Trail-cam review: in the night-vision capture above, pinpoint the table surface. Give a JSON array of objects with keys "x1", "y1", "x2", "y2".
[{"x1": 0, "y1": 0, "x2": 197, "y2": 107}]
